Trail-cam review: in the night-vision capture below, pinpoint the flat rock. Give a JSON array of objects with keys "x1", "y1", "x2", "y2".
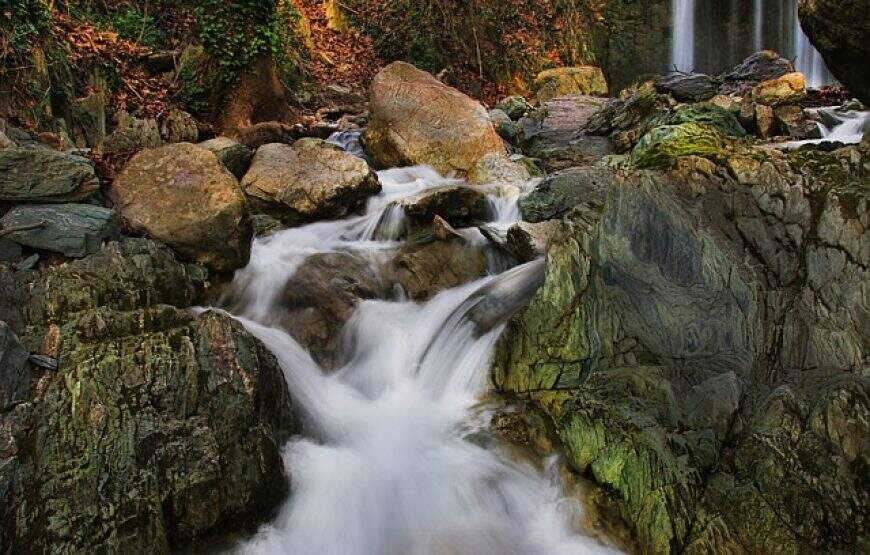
[
  {"x1": 0, "y1": 204, "x2": 120, "y2": 258},
  {"x1": 655, "y1": 72, "x2": 719, "y2": 102},
  {"x1": 0, "y1": 148, "x2": 99, "y2": 203}
]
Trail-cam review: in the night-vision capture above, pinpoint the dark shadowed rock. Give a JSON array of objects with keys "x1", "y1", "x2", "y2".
[
  {"x1": 654, "y1": 72, "x2": 719, "y2": 102},
  {"x1": 0, "y1": 204, "x2": 120, "y2": 258},
  {"x1": 0, "y1": 321, "x2": 30, "y2": 407},
  {"x1": 198, "y1": 137, "x2": 254, "y2": 178},
  {"x1": 799, "y1": 0, "x2": 870, "y2": 105},
  {"x1": 400, "y1": 186, "x2": 489, "y2": 227},
  {"x1": 0, "y1": 148, "x2": 99, "y2": 203},
  {"x1": 723, "y1": 50, "x2": 795, "y2": 87},
  {"x1": 386, "y1": 240, "x2": 488, "y2": 301}
]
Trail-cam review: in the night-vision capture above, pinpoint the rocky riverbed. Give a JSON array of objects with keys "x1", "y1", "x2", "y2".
[{"x1": 1, "y1": 46, "x2": 868, "y2": 554}]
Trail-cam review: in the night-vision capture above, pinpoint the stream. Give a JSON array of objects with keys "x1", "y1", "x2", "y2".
[{"x1": 212, "y1": 165, "x2": 620, "y2": 554}]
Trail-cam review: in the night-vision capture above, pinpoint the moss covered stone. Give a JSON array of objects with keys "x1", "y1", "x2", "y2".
[{"x1": 630, "y1": 123, "x2": 727, "y2": 168}]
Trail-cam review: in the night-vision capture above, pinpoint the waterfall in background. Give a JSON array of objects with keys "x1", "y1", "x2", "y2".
[
  {"x1": 793, "y1": 12, "x2": 831, "y2": 88},
  {"x1": 753, "y1": 0, "x2": 764, "y2": 50},
  {"x1": 671, "y1": 0, "x2": 695, "y2": 72}
]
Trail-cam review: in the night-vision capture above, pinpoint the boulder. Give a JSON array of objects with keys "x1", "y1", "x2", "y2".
[
  {"x1": 0, "y1": 148, "x2": 99, "y2": 203},
  {"x1": 103, "y1": 111, "x2": 163, "y2": 154},
  {"x1": 109, "y1": 143, "x2": 252, "y2": 271},
  {"x1": 161, "y1": 109, "x2": 199, "y2": 143},
  {"x1": 0, "y1": 204, "x2": 120, "y2": 258},
  {"x1": 755, "y1": 103, "x2": 775, "y2": 138},
  {"x1": 774, "y1": 105, "x2": 821, "y2": 139},
  {"x1": 668, "y1": 104, "x2": 746, "y2": 137},
  {"x1": 533, "y1": 66, "x2": 608, "y2": 103},
  {"x1": 364, "y1": 62, "x2": 505, "y2": 176},
  {"x1": 0, "y1": 307, "x2": 296, "y2": 552},
  {"x1": 495, "y1": 95, "x2": 532, "y2": 120},
  {"x1": 654, "y1": 72, "x2": 719, "y2": 102},
  {"x1": 400, "y1": 185, "x2": 489, "y2": 227},
  {"x1": 198, "y1": 137, "x2": 254, "y2": 178},
  {"x1": 241, "y1": 139, "x2": 380, "y2": 224},
  {"x1": 386, "y1": 240, "x2": 488, "y2": 301},
  {"x1": 630, "y1": 123, "x2": 727, "y2": 168},
  {"x1": 798, "y1": 0, "x2": 870, "y2": 105},
  {"x1": 752, "y1": 72, "x2": 807, "y2": 106},
  {"x1": 0, "y1": 131, "x2": 12, "y2": 149},
  {"x1": 724, "y1": 50, "x2": 795, "y2": 85},
  {"x1": 276, "y1": 251, "x2": 387, "y2": 366},
  {"x1": 584, "y1": 82, "x2": 675, "y2": 153}
]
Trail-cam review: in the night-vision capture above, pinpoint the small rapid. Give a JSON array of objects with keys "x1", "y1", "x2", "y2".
[{"x1": 214, "y1": 165, "x2": 619, "y2": 554}]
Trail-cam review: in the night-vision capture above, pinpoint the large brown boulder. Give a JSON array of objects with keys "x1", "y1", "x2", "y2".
[
  {"x1": 108, "y1": 143, "x2": 252, "y2": 271},
  {"x1": 799, "y1": 0, "x2": 870, "y2": 105},
  {"x1": 363, "y1": 62, "x2": 506, "y2": 176},
  {"x1": 241, "y1": 138, "x2": 380, "y2": 224}
]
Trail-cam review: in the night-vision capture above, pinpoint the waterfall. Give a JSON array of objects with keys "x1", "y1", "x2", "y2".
[
  {"x1": 753, "y1": 0, "x2": 764, "y2": 50},
  {"x1": 671, "y1": 0, "x2": 695, "y2": 72},
  {"x1": 793, "y1": 12, "x2": 830, "y2": 88},
  {"x1": 213, "y1": 163, "x2": 622, "y2": 555}
]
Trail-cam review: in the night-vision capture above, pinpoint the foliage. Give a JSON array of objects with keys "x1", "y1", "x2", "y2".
[
  {"x1": 1, "y1": 0, "x2": 53, "y2": 54},
  {"x1": 196, "y1": 0, "x2": 282, "y2": 81}
]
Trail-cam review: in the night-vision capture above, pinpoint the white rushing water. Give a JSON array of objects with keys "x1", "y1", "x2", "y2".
[
  {"x1": 671, "y1": 0, "x2": 695, "y2": 72},
  {"x1": 778, "y1": 106, "x2": 870, "y2": 149},
  {"x1": 792, "y1": 13, "x2": 830, "y2": 89},
  {"x1": 217, "y1": 165, "x2": 619, "y2": 555}
]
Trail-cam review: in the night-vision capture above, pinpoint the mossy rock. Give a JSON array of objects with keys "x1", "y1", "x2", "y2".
[
  {"x1": 668, "y1": 104, "x2": 746, "y2": 138},
  {"x1": 630, "y1": 123, "x2": 727, "y2": 168}
]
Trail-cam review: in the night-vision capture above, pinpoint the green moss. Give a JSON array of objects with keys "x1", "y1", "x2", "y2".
[
  {"x1": 630, "y1": 123, "x2": 727, "y2": 169},
  {"x1": 669, "y1": 104, "x2": 746, "y2": 138},
  {"x1": 1, "y1": 0, "x2": 52, "y2": 53}
]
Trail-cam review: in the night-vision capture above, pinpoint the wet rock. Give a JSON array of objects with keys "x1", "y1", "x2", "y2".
[
  {"x1": 400, "y1": 185, "x2": 488, "y2": 227},
  {"x1": 364, "y1": 62, "x2": 505, "y2": 175},
  {"x1": 723, "y1": 50, "x2": 795, "y2": 88},
  {"x1": 277, "y1": 251, "x2": 387, "y2": 365},
  {"x1": 109, "y1": 143, "x2": 252, "y2": 271},
  {"x1": 386, "y1": 240, "x2": 488, "y2": 301},
  {"x1": 0, "y1": 204, "x2": 120, "y2": 258},
  {"x1": 160, "y1": 109, "x2": 198, "y2": 143},
  {"x1": 774, "y1": 105, "x2": 822, "y2": 139},
  {"x1": 494, "y1": 95, "x2": 532, "y2": 120},
  {"x1": 798, "y1": 0, "x2": 870, "y2": 105},
  {"x1": 506, "y1": 220, "x2": 564, "y2": 261},
  {"x1": 198, "y1": 137, "x2": 254, "y2": 179},
  {"x1": 752, "y1": 72, "x2": 807, "y2": 106},
  {"x1": 0, "y1": 307, "x2": 296, "y2": 552},
  {"x1": 0, "y1": 131, "x2": 12, "y2": 149},
  {"x1": 0, "y1": 321, "x2": 30, "y2": 407},
  {"x1": 519, "y1": 168, "x2": 612, "y2": 223},
  {"x1": 630, "y1": 123, "x2": 727, "y2": 168},
  {"x1": 533, "y1": 66, "x2": 608, "y2": 103},
  {"x1": 654, "y1": 72, "x2": 719, "y2": 102},
  {"x1": 467, "y1": 153, "x2": 531, "y2": 186},
  {"x1": 242, "y1": 139, "x2": 380, "y2": 225},
  {"x1": 585, "y1": 82, "x2": 674, "y2": 153},
  {"x1": 0, "y1": 148, "x2": 99, "y2": 203}
]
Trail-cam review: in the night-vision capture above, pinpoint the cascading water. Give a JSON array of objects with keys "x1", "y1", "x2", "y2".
[
  {"x1": 671, "y1": 0, "x2": 834, "y2": 87},
  {"x1": 214, "y1": 165, "x2": 620, "y2": 555},
  {"x1": 671, "y1": 0, "x2": 695, "y2": 72},
  {"x1": 778, "y1": 106, "x2": 870, "y2": 149}
]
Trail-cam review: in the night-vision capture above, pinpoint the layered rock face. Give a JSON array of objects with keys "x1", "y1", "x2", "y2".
[
  {"x1": 363, "y1": 62, "x2": 505, "y2": 177},
  {"x1": 799, "y1": 0, "x2": 870, "y2": 105},
  {"x1": 0, "y1": 239, "x2": 297, "y2": 552},
  {"x1": 494, "y1": 144, "x2": 869, "y2": 552}
]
